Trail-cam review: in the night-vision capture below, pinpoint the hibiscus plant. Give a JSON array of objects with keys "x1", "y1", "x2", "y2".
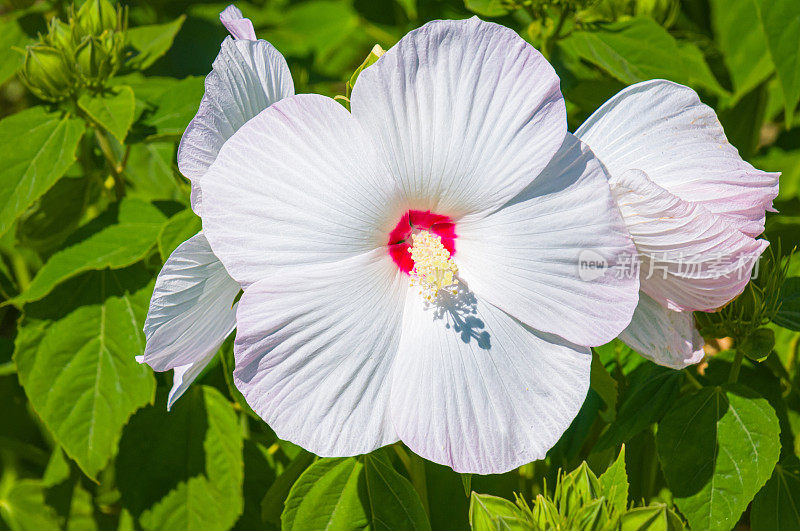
[{"x1": 1, "y1": 0, "x2": 799, "y2": 530}]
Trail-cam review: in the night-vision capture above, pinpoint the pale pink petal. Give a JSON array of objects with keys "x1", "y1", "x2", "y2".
[
  {"x1": 612, "y1": 170, "x2": 768, "y2": 312},
  {"x1": 576, "y1": 79, "x2": 778, "y2": 238},
  {"x1": 233, "y1": 250, "x2": 404, "y2": 456},
  {"x1": 141, "y1": 233, "x2": 239, "y2": 373},
  {"x1": 455, "y1": 134, "x2": 639, "y2": 347},
  {"x1": 351, "y1": 17, "x2": 567, "y2": 218},
  {"x1": 220, "y1": 4, "x2": 256, "y2": 40},
  {"x1": 200, "y1": 94, "x2": 401, "y2": 288},
  {"x1": 391, "y1": 286, "x2": 591, "y2": 474},
  {"x1": 178, "y1": 37, "x2": 293, "y2": 213},
  {"x1": 619, "y1": 292, "x2": 705, "y2": 370},
  {"x1": 167, "y1": 350, "x2": 217, "y2": 411}
]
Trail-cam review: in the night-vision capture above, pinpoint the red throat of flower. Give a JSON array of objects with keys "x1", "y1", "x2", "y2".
[{"x1": 388, "y1": 210, "x2": 456, "y2": 274}]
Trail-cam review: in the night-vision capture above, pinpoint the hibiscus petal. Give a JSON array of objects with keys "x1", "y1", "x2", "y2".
[
  {"x1": 201, "y1": 94, "x2": 402, "y2": 287},
  {"x1": 455, "y1": 134, "x2": 639, "y2": 347},
  {"x1": 178, "y1": 37, "x2": 294, "y2": 213},
  {"x1": 219, "y1": 4, "x2": 256, "y2": 40},
  {"x1": 141, "y1": 233, "x2": 239, "y2": 373},
  {"x1": 167, "y1": 351, "x2": 217, "y2": 411},
  {"x1": 351, "y1": 17, "x2": 566, "y2": 217},
  {"x1": 233, "y1": 250, "x2": 404, "y2": 456},
  {"x1": 391, "y1": 285, "x2": 591, "y2": 474},
  {"x1": 575, "y1": 79, "x2": 779, "y2": 238},
  {"x1": 611, "y1": 169, "x2": 768, "y2": 312},
  {"x1": 619, "y1": 292, "x2": 705, "y2": 370}
]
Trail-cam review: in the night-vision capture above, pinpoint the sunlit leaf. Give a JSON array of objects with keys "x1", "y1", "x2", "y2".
[
  {"x1": 14, "y1": 266, "x2": 156, "y2": 479},
  {"x1": 709, "y1": 0, "x2": 774, "y2": 100},
  {"x1": 0, "y1": 107, "x2": 84, "y2": 238},
  {"x1": 127, "y1": 16, "x2": 186, "y2": 70},
  {"x1": 282, "y1": 454, "x2": 430, "y2": 530},
  {"x1": 158, "y1": 208, "x2": 201, "y2": 262},
  {"x1": 598, "y1": 445, "x2": 628, "y2": 515},
  {"x1": 78, "y1": 86, "x2": 136, "y2": 143},
  {"x1": 755, "y1": 0, "x2": 800, "y2": 126},
  {"x1": 469, "y1": 493, "x2": 531, "y2": 531},
  {"x1": 12, "y1": 199, "x2": 166, "y2": 305},
  {"x1": 116, "y1": 386, "x2": 243, "y2": 531},
  {"x1": 656, "y1": 385, "x2": 780, "y2": 531}
]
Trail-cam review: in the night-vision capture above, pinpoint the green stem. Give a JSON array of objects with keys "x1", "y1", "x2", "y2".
[
  {"x1": 728, "y1": 348, "x2": 745, "y2": 384},
  {"x1": 10, "y1": 252, "x2": 30, "y2": 293},
  {"x1": 94, "y1": 129, "x2": 125, "y2": 200}
]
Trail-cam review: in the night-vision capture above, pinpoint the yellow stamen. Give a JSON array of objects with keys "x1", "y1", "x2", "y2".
[{"x1": 408, "y1": 230, "x2": 458, "y2": 302}]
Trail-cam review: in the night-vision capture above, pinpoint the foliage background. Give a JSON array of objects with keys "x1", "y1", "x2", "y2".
[{"x1": 1, "y1": 0, "x2": 799, "y2": 529}]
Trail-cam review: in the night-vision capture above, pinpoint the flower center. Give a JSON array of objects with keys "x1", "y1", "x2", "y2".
[
  {"x1": 408, "y1": 230, "x2": 459, "y2": 302},
  {"x1": 388, "y1": 210, "x2": 456, "y2": 274}
]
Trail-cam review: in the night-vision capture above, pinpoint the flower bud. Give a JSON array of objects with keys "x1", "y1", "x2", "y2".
[
  {"x1": 45, "y1": 18, "x2": 76, "y2": 55},
  {"x1": 75, "y1": 0, "x2": 119, "y2": 38},
  {"x1": 19, "y1": 45, "x2": 76, "y2": 101},
  {"x1": 75, "y1": 36, "x2": 114, "y2": 87}
]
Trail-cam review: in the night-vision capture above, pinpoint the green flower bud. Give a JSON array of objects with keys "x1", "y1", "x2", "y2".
[
  {"x1": 75, "y1": 0, "x2": 119, "y2": 37},
  {"x1": 19, "y1": 45, "x2": 76, "y2": 101},
  {"x1": 75, "y1": 36, "x2": 114, "y2": 87},
  {"x1": 45, "y1": 18, "x2": 76, "y2": 55}
]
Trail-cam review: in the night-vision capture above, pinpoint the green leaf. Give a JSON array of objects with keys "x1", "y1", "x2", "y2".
[
  {"x1": 590, "y1": 348, "x2": 617, "y2": 418},
  {"x1": 752, "y1": 147, "x2": 800, "y2": 201},
  {"x1": 676, "y1": 41, "x2": 729, "y2": 97},
  {"x1": 656, "y1": 385, "x2": 781, "y2": 531},
  {"x1": 0, "y1": 480, "x2": 61, "y2": 531},
  {"x1": 127, "y1": 16, "x2": 186, "y2": 70},
  {"x1": 0, "y1": 15, "x2": 31, "y2": 86},
  {"x1": 775, "y1": 277, "x2": 800, "y2": 331},
  {"x1": 468, "y1": 493, "x2": 532, "y2": 531},
  {"x1": 124, "y1": 142, "x2": 183, "y2": 202},
  {"x1": 261, "y1": 450, "x2": 315, "y2": 525},
  {"x1": 14, "y1": 266, "x2": 157, "y2": 479},
  {"x1": 0, "y1": 107, "x2": 84, "y2": 238},
  {"x1": 158, "y1": 208, "x2": 201, "y2": 262},
  {"x1": 461, "y1": 474, "x2": 472, "y2": 497},
  {"x1": 740, "y1": 328, "x2": 776, "y2": 361},
  {"x1": 345, "y1": 44, "x2": 385, "y2": 101},
  {"x1": 464, "y1": 0, "x2": 510, "y2": 17},
  {"x1": 12, "y1": 199, "x2": 166, "y2": 306},
  {"x1": 755, "y1": 0, "x2": 800, "y2": 126},
  {"x1": 142, "y1": 76, "x2": 205, "y2": 139},
  {"x1": 751, "y1": 456, "x2": 800, "y2": 530},
  {"x1": 559, "y1": 18, "x2": 715, "y2": 90},
  {"x1": 598, "y1": 445, "x2": 628, "y2": 515},
  {"x1": 710, "y1": 0, "x2": 774, "y2": 100},
  {"x1": 282, "y1": 454, "x2": 431, "y2": 530},
  {"x1": 596, "y1": 364, "x2": 683, "y2": 450},
  {"x1": 618, "y1": 504, "x2": 684, "y2": 530},
  {"x1": 116, "y1": 386, "x2": 244, "y2": 531},
  {"x1": 78, "y1": 86, "x2": 136, "y2": 143},
  {"x1": 16, "y1": 175, "x2": 96, "y2": 255}
]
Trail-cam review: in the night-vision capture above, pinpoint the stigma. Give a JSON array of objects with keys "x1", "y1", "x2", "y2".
[{"x1": 409, "y1": 230, "x2": 459, "y2": 302}]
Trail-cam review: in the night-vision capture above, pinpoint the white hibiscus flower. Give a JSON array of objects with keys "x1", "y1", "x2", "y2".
[
  {"x1": 576, "y1": 79, "x2": 780, "y2": 369},
  {"x1": 198, "y1": 17, "x2": 640, "y2": 473},
  {"x1": 138, "y1": 5, "x2": 293, "y2": 409}
]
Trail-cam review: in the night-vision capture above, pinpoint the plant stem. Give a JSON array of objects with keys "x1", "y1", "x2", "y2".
[
  {"x1": 94, "y1": 129, "x2": 126, "y2": 200},
  {"x1": 728, "y1": 348, "x2": 745, "y2": 384}
]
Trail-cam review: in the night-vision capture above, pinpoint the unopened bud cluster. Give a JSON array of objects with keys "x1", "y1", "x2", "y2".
[{"x1": 20, "y1": 0, "x2": 127, "y2": 102}]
